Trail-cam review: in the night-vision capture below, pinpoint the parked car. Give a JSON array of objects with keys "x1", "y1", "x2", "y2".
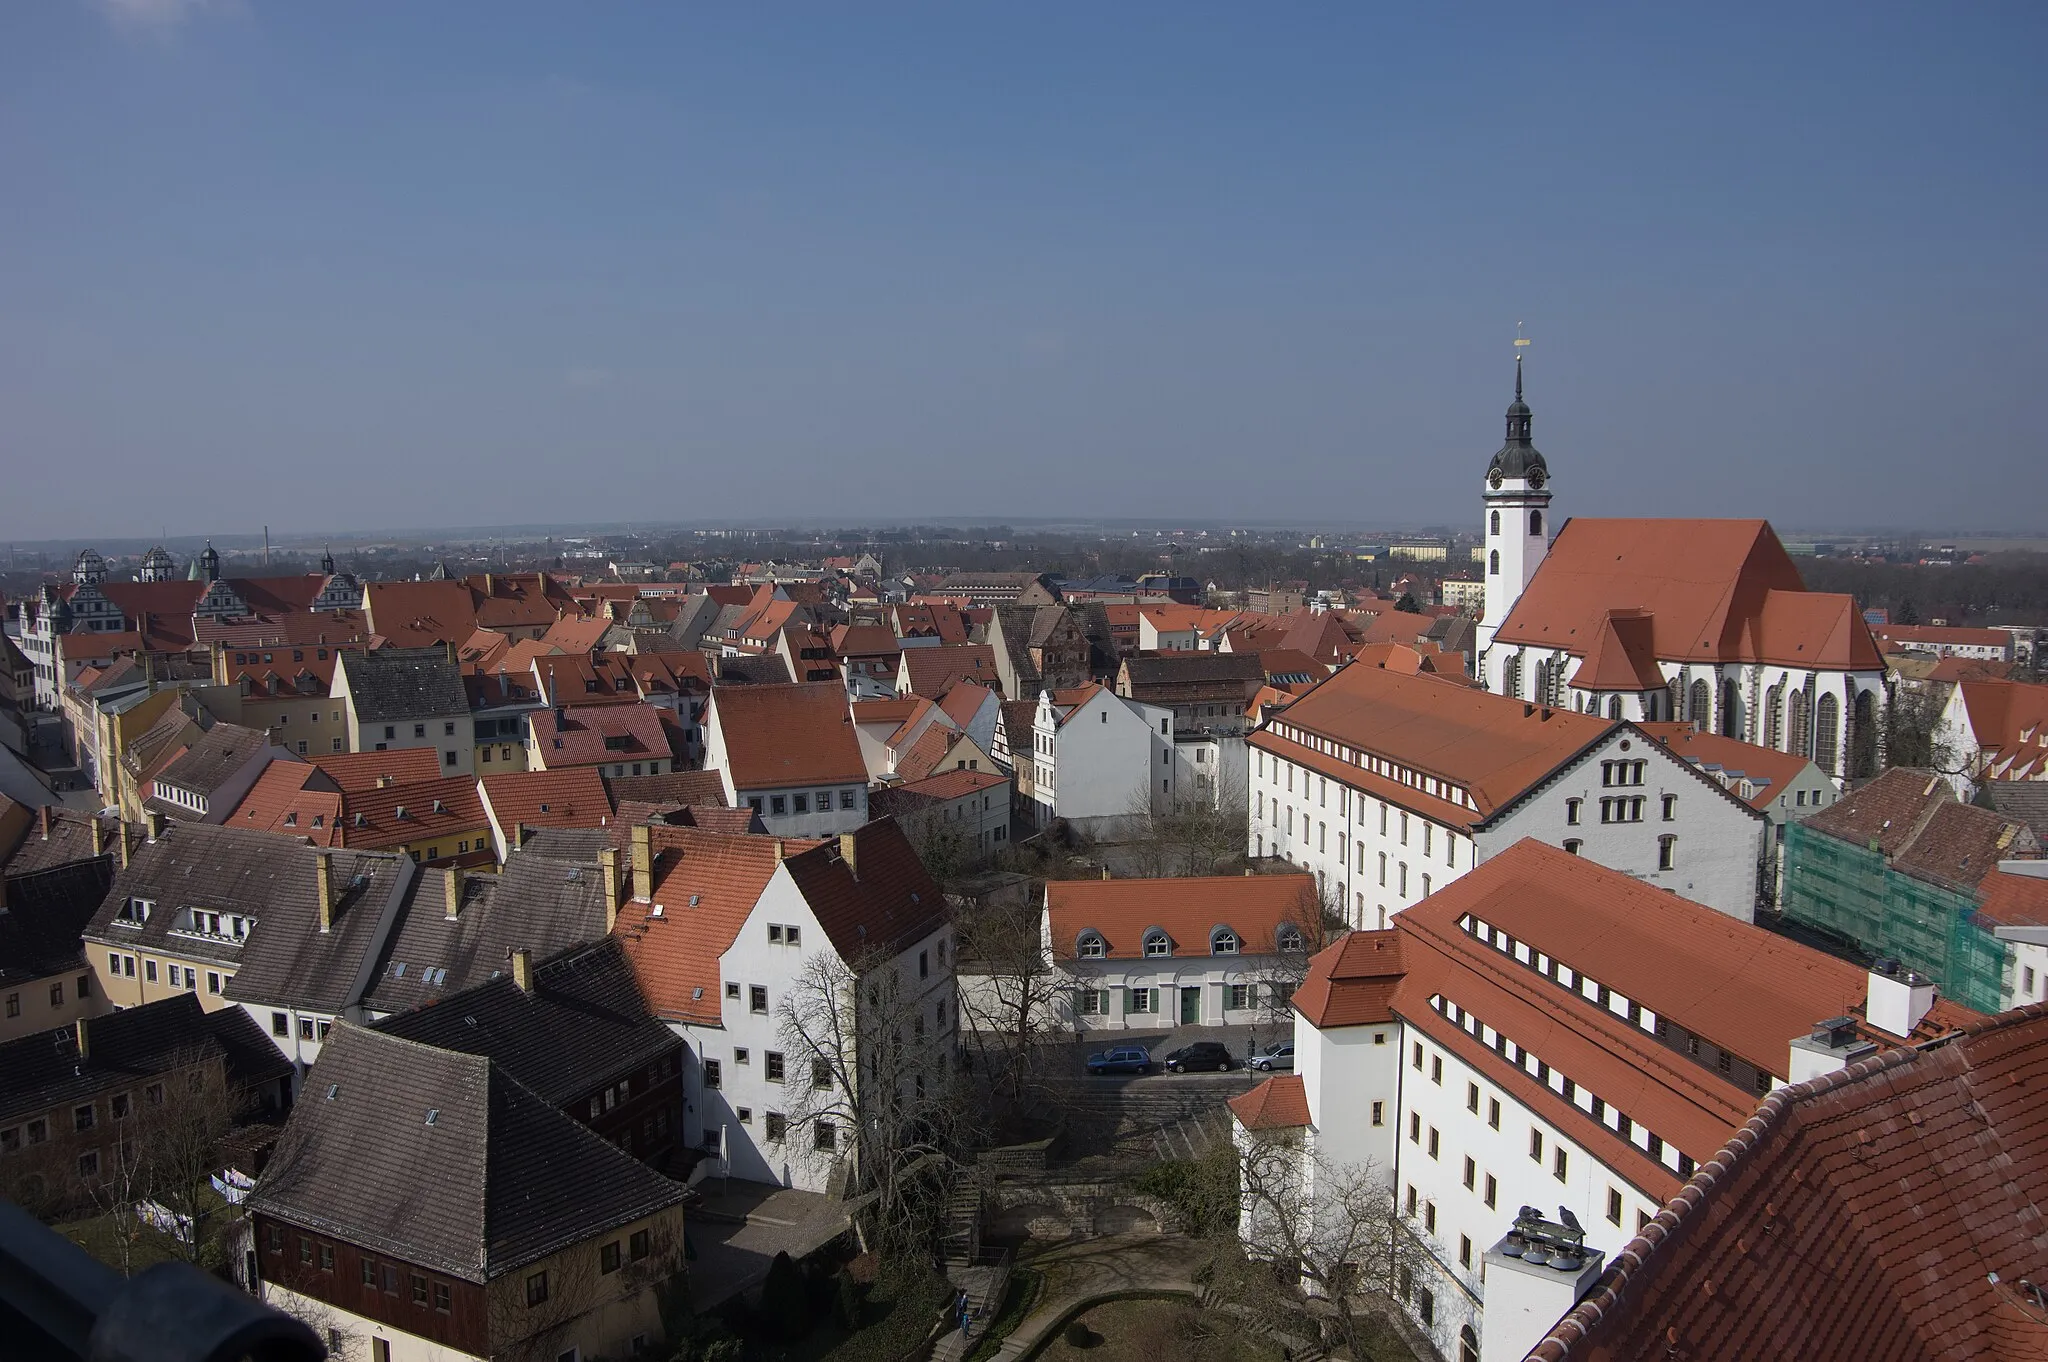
[
  {"x1": 1162, "y1": 1041, "x2": 1235, "y2": 1074},
  {"x1": 1248, "y1": 1042, "x2": 1295, "y2": 1072},
  {"x1": 1085, "y1": 1045, "x2": 1153, "y2": 1076}
]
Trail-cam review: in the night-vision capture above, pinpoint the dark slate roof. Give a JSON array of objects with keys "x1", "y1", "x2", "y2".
[
  {"x1": 1119, "y1": 652, "x2": 1264, "y2": 686},
  {"x1": 1983, "y1": 781, "x2": 2048, "y2": 841},
  {"x1": 603, "y1": 769, "x2": 730, "y2": 808},
  {"x1": 0, "y1": 993, "x2": 292, "y2": 1123},
  {"x1": 0, "y1": 858, "x2": 114, "y2": 986},
  {"x1": 714, "y1": 654, "x2": 792, "y2": 685},
  {"x1": 249, "y1": 1025, "x2": 685, "y2": 1283},
  {"x1": 87, "y1": 825, "x2": 409, "y2": 987},
  {"x1": 356, "y1": 850, "x2": 610, "y2": 1015},
  {"x1": 340, "y1": 647, "x2": 469, "y2": 722},
  {"x1": 152, "y1": 722, "x2": 270, "y2": 796},
  {"x1": 0, "y1": 804, "x2": 117, "y2": 877},
  {"x1": 517, "y1": 827, "x2": 614, "y2": 860},
  {"x1": 371, "y1": 939, "x2": 676, "y2": 1106}
]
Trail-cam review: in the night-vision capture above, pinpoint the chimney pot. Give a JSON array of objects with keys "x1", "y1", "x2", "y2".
[
  {"x1": 315, "y1": 852, "x2": 334, "y2": 934},
  {"x1": 512, "y1": 948, "x2": 533, "y2": 994}
]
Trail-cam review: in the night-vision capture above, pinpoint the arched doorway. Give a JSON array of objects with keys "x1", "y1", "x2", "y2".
[{"x1": 1815, "y1": 692, "x2": 1841, "y2": 775}]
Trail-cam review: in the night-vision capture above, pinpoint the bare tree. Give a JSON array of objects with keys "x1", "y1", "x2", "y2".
[
  {"x1": 777, "y1": 946, "x2": 974, "y2": 1254},
  {"x1": 1119, "y1": 783, "x2": 1252, "y2": 878},
  {"x1": 1883, "y1": 681, "x2": 1964, "y2": 775},
  {"x1": 1241, "y1": 881, "x2": 1340, "y2": 1050},
  {"x1": 901, "y1": 807, "x2": 973, "y2": 887},
  {"x1": 954, "y1": 897, "x2": 1063, "y2": 1108},
  {"x1": 1212, "y1": 1132, "x2": 1424, "y2": 1362}
]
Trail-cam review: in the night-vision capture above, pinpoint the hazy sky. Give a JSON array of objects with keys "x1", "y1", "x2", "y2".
[{"x1": 4, "y1": 2, "x2": 2044, "y2": 541}]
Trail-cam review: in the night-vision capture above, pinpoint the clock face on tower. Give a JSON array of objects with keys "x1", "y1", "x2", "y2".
[
  {"x1": 1488, "y1": 468, "x2": 1504, "y2": 490},
  {"x1": 1527, "y1": 468, "x2": 1546, "y2": 490}
]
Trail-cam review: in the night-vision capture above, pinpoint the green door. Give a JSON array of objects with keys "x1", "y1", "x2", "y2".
[{"x1": 1180, "y1": 986, "x2": 1201, "y2": 1025}]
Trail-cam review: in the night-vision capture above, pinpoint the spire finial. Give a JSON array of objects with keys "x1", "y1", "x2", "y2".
[{"x1": 1514, "y1": 323, "x2": 1530, "y2": 400}]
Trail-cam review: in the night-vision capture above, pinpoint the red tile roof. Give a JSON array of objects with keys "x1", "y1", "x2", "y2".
[
  {"x1": 899, "y1": 644, "x2": 1001, "y2": 699},
  {"x1": 1566, "y1": 610, "x2": 1666, "y2": 692},
  {"x1": 361, "y1": 580, "x2": 480, "y2": 648},
  {"x1": 1291, "y1": 930, "x2": 1404, "y2": 1027},
  {"x1": 307, "y1": 748, "x2": 444, "y2": 793},
  {"x1": 530, "y1": 703, "x2": 670, "y2": 768},
  {"x1": 1637, "y1": 723, "x2": 1819, "y2": 811},
  {"x1": 224, "y1": 761, "x2": 344, "y2": 846},
  {"x1": 1253, "y1": 660, "x2": 1610, "y2": 821},
  {"x1": 478, "y1": 767, "x2": 614, "y2": 838},
  {"x1": 336, "y1": 775, "x2": 487, "y2": 852},
  {"x1": 1875, "y1": 622, "x2": 2011, "y2": 650},
  {"x1": 937, "y1": 679, "x2": 996, "y2": 728},
  {"x1": 1973, "y1": 869, "x2": 2048, "y2": 928},
  {"x1": 613, "y1": 827, "x2": 812, "y2": 1025},
  {"x1": 1045, "y1": 873, "x2": 1321, "y2": 960},
  {"x1": 882, "y1": 768, "x2": 1007, "y2": 803},
  {"x1": 1227, "y1": 1075, "x2": 1311, "y2": 1131},
  {"x1": 1530, "y1": 1003, "x2": 2048, "y2": 1362},
  {"x1": 709, "y1": 683, "x2": 866, "y2": 789},
  {"x1": 830, "y1": 624, "x2": 902, "y2": 658},
  {"x1": 1495, "y1": 518, "x2": 1882, "y2": 670},
  {"x1": 781, "y1": 820, "x2": 946, "y2": 960}
]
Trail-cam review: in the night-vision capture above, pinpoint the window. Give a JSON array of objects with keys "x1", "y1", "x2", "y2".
[
  {"x1": 1371, "y1": 1101, "x2": 1384, "y2": 1126},
  {"x1": 25, "y1": 1118, "x2": 46, "y2": 1145},
  {"x1": 414, "y1": 724, "x2": 426, "y2": 738},
  {"x1": 1460, "y1": 1325, "x2": 1479, "y2": 1362},
  {"x1": 1488, "y1": 1098, "x2": 1501, "y2": 1130},
  {"x1": 812, "y1": 1059, "x2": 832, "y2": 1090},
  {"x1": 1565, "y1": 798, "x2": 1581, "y2": 825},
  {"x1": 1563, "y1": 838, "x2": 1582, "y2": 855},
  {"x1": 920, "y1": 949, "x2": 930, "y2": 978},
  {"x1": 630, "y1": 1228, "x2": 651, "y2": 1260},
  {"x1": 1554, "y1": 1147, "x2": 1569, "y2": 1182},
  {"x1": 601, "y1": 1241, "x2": 622, "y2": 1275},
  {"x1": 207, "y1": 971, "x2": 221, "y2": 995},
  {"x1": 1428, "y1": 1127, "x2": 1439, "y2": 1159},
  {"x1": 1078, "y1": 932, "x2": 1105, "y2": 958},
  {"x1": 1211, "y1": 929, "x2": 1239, "y2": 955},
  {"x1": 1143, "y1": 930, "x2": 1170, "y2": 957},
  {"x1": 73, "y1": 1103, "x2": 94, "y2": 1132},
  {"x1": 1607, "y1": 1188, "x2": 1624, "y2": 1226},
  {"x1": 526, "y1": 1271, "x2": 549, "y2": 1307},
  {"x1": 1530, "y1": 1128, "x2": 1544, "y2": 1161},
  {"x1": 840, "y1": 789, "x2": 857, "y2": 810},
  {"x1": 78, "y1": 1150, "x2": 99, "y2": 1177},
  {"x1": 770, "y1": 795, "x2": 787, "y2": 816},
  {"x1": 1484, "y1": 1173, "x2": 1497, "y2": 1209},
  {"x1": 300, "y1": 1018, "x2": 316, "y2": 1041},
  {"x1": 750, "y1": 985, "x2": 768, "y2": 1015},
  {"x1": 726, "y1": 982, "x2": 741, "y2": 1000},
  {"x1": 703, "y1": 1059, "x2": 721, "y2": 1090},
  {"x1": 1662, "y1": 793, "x2": 1677, "y2": 820},
  {"x1": 792, "y1": 793, "x2": 809, "y2": 814},
  {"x1": 112, "y1": 1093, "x2": 129, "y2": 1120},
  {"x1": 360, "y1": 1258, "x2": 376, "y2": 1285},
  {"x1": 1430, "y1": 1055, "x2": 1442, "y2": 1085},
  {"x1": 144, "y1": 960, "x2": 158, "y2": 984},
  {"x1": 1658, "y1": 835, "x2": 1677, "y2": 871},
  {"x1": 1412, "y1": 1042, "x2": 1423, "y2": 1070},
  {"x1": 1459, "y1": 1235, "x2": 1472, "y2": 1269},
  {"x1": 1409, "y1": 1113, "x2": 1421, "y2": 1144},
  {"x1": 765, "y1": 1052, "x2": 785, "y2": 1082},
  {"x1": 768, "y1": 924, "x2": 783, "y2": 944},
  {"x1": 737, "y1": 1107, "x2": 753, "y2": 1123},
  {"x1": 434, "y1": 1282, "x2": 451, "y2": 1313},
  {"x1": 814, "y1": 1122, "x2": 837, "y2": 1152},
  {"x1": 373, "y1": 1342, "x2": 392, "y2": 1362},
  {"x1": 766, "y1": 1112, "x2": 787, "y2": 1143},
  {"x1": 1463, "y1": 1156, "x2": 1475, "y2": 1189},
  {"x1": 299, "y1": 1236, "x2": 314, "y2": 1265},
  {"x1": 3, "y1": 995, "x2": 14, "y2": 1019}
]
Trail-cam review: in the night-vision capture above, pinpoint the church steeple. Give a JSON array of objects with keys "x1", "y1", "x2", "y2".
[
  {"x1": 321, "y1": 545, "x2": 336, "y2": 576},
  {"x1": 1479, "y1": 344, "x2": 1555, "y2": 666},
  {"x1": 1488, "y1": 354, "x2": 1544, "y2": 484}
]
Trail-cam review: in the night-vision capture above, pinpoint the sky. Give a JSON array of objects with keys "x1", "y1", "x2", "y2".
[{"x1": 3, "y1": 2, "x2": 2044, "y2": 541}]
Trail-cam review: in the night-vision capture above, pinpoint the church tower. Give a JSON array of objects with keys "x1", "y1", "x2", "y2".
[{"x1": 1476, "y1": 352, "x2": 1552, "y2": 658}]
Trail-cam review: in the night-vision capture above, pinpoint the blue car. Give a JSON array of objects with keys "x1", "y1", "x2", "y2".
[{"x1": 1085, "y1": 1045, "x2": 1153, "y2": 1076}]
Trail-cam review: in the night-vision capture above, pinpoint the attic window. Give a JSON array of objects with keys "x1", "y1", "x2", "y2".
[
  {"x1": 538, "y1": 802, "x2": 550, "y2": 813},
  {"x1": 425, "y1": 1108, "x2": 439, "y2": 1126},
  {"x1": 1143, "y1": 929, "x2": 1171, "y2": 958},
  {"x1": 1276, "y1": 925, "x2": 1305, "y2": 953},
  {"x1": 325, "y1": 1084, "x2": 339, "y2": 1101},
  {"x1": 1077, "y1": 932, "x2": 1106, "y2": 959},
  {"x1": 1211, "y1": 928, "x2": 1240, "y2": 955}
]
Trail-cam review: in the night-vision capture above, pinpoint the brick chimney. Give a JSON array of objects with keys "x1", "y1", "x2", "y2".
[
  {"x1": 119, "y1": 823, "x2": 133, "y2": 870},
  {"x1": 90, "y1": 817, "x2": 104, "y2": 858},
  {"x1": 145, "y1": 809, "x2": 163, "y2": 842},
  {"x1": 599, "y1": 847, "x2": 619, "y2": 933},
  {"x1": 839, "y1": 831, "x2": 859, "y2": 880},
  {"x1": 630, "y1": 824, "x2": 654, "y2": 901},
  {"x1": 74, "y1": 1017, "x2": 90, "y2": 1062},
  {"x1": 443, "y1": 866, "x2": 463, "y2": 921},
  {"x1": 511, "y1": 948, "x2": 533, "y2": 994},
  {"x1": 315, "y1": 852, "x2": 334, "y2": 934}
]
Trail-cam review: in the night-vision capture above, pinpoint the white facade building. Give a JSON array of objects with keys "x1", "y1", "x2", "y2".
[
  {"x1": 1027, "y1": 684, "x2": 1176, "y2": 834},
  {"x1": 1249, "y1": 662, "x2": 1766, "y2": 926},
  {"x1": 704, "y1": 681, "x2": 870, "y2": 836}
]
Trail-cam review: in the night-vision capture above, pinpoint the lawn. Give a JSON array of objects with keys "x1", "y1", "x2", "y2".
[
  {"x1": 1032, "y1": 1298, "x2": 1281, "y2": 1362},
  {"x1": 56, "y1": 1210, "x2": 188, "y2": 1276}
]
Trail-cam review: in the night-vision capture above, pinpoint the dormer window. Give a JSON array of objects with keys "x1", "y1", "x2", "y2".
[
  {"x1": 1143, "y1": 929, "x2": 1172, "y2": 958},
  {"x1": 115, "y1": 897, "x2": 153, "y2": 926},
  {"x1": 1210, "y1": 928, "x2": 1240, "y2": 955},
  {"x1": 1276, "y1": 924, "x2": 1305, "y2": 954},
  {"x1": 1077, "y1": 932, "x2": 1106, "y2": 959}
]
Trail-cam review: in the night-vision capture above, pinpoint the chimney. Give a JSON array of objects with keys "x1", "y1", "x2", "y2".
[
  {"x1": 1788, "y1": 1015, "x2": 1878, "y2": 1083},
  {"x1": 630, "y1": 824, "x2": 654, "y2": 901},
  {"x1": 773, "y1": 839, "x2": 785, "y2": 863},
  {"x1": 1479, "y1": 1211, "x2": 1608, "y2": 1362},
  {"x1": 445, "y1": 640, "x2": 457, "y2": 665},
  {"x1": 90, "y1": 817, "x2": 104, "y2": 858},
  {"x1": 839, "y1": 831, "x2": 859, "y2": 880},
  {"x1": 119, "y1": 824, "x2": 133, "y2": 870},
  {"x1": 74, "y1": 1018, "x2": 90, "y2": 1063},
  {"x1": 1867, "y1": 960, "x2": 1937, "y2": 1037},
  {"x1": 39, "y1": 806, "x2": 51, "y2": 841},
  {"x1": 315, "y1": 852, "x2": 334, "y2": 934},
  {"x1": 514, "y1": 822, "x2": 529, "y2": 850},
  {"x1": 443, "y1": 866, "x2": 463, "y2": 920},
  {"x1": 512, "y1": 948, "x2": 533, "y2": 994},
  {"x1": 145, "y1": 809, "x2": 163, "y2": 842},
  {"x1": 600, "y1": 847, "x2": 619, "y2": 933}
]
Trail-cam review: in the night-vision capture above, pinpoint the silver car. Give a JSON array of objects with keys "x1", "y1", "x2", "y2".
[{"x1": 1248, "y1": 1042, "x2": 1295, "y2": 1072}]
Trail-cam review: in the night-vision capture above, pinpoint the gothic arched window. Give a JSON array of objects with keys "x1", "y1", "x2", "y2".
[
  {"x1": 1815, "y1": 693, "x2": 1841, "y2": 775},
  {"x1": 1689, "y1": 679, "x2": 1712, "y2": 728},
  {"x1": 1489, "y1": 550, "x2": 1500, "y2": 576},
  {"x1": 1490, "y1": 510, "x2": 1500, "y2": 536}
]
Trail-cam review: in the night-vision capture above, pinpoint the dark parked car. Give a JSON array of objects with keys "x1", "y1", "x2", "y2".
[
  {"x1": 1162, "y1": 1041, "x2": 1235, "y2": 1073},
  {"x1": 1085, "y1": 1045, "x2": 1153, "y2": 1076},
  {"x1": 1248, "y1": 1042, "x2": 1295, "y2": 1072}
]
